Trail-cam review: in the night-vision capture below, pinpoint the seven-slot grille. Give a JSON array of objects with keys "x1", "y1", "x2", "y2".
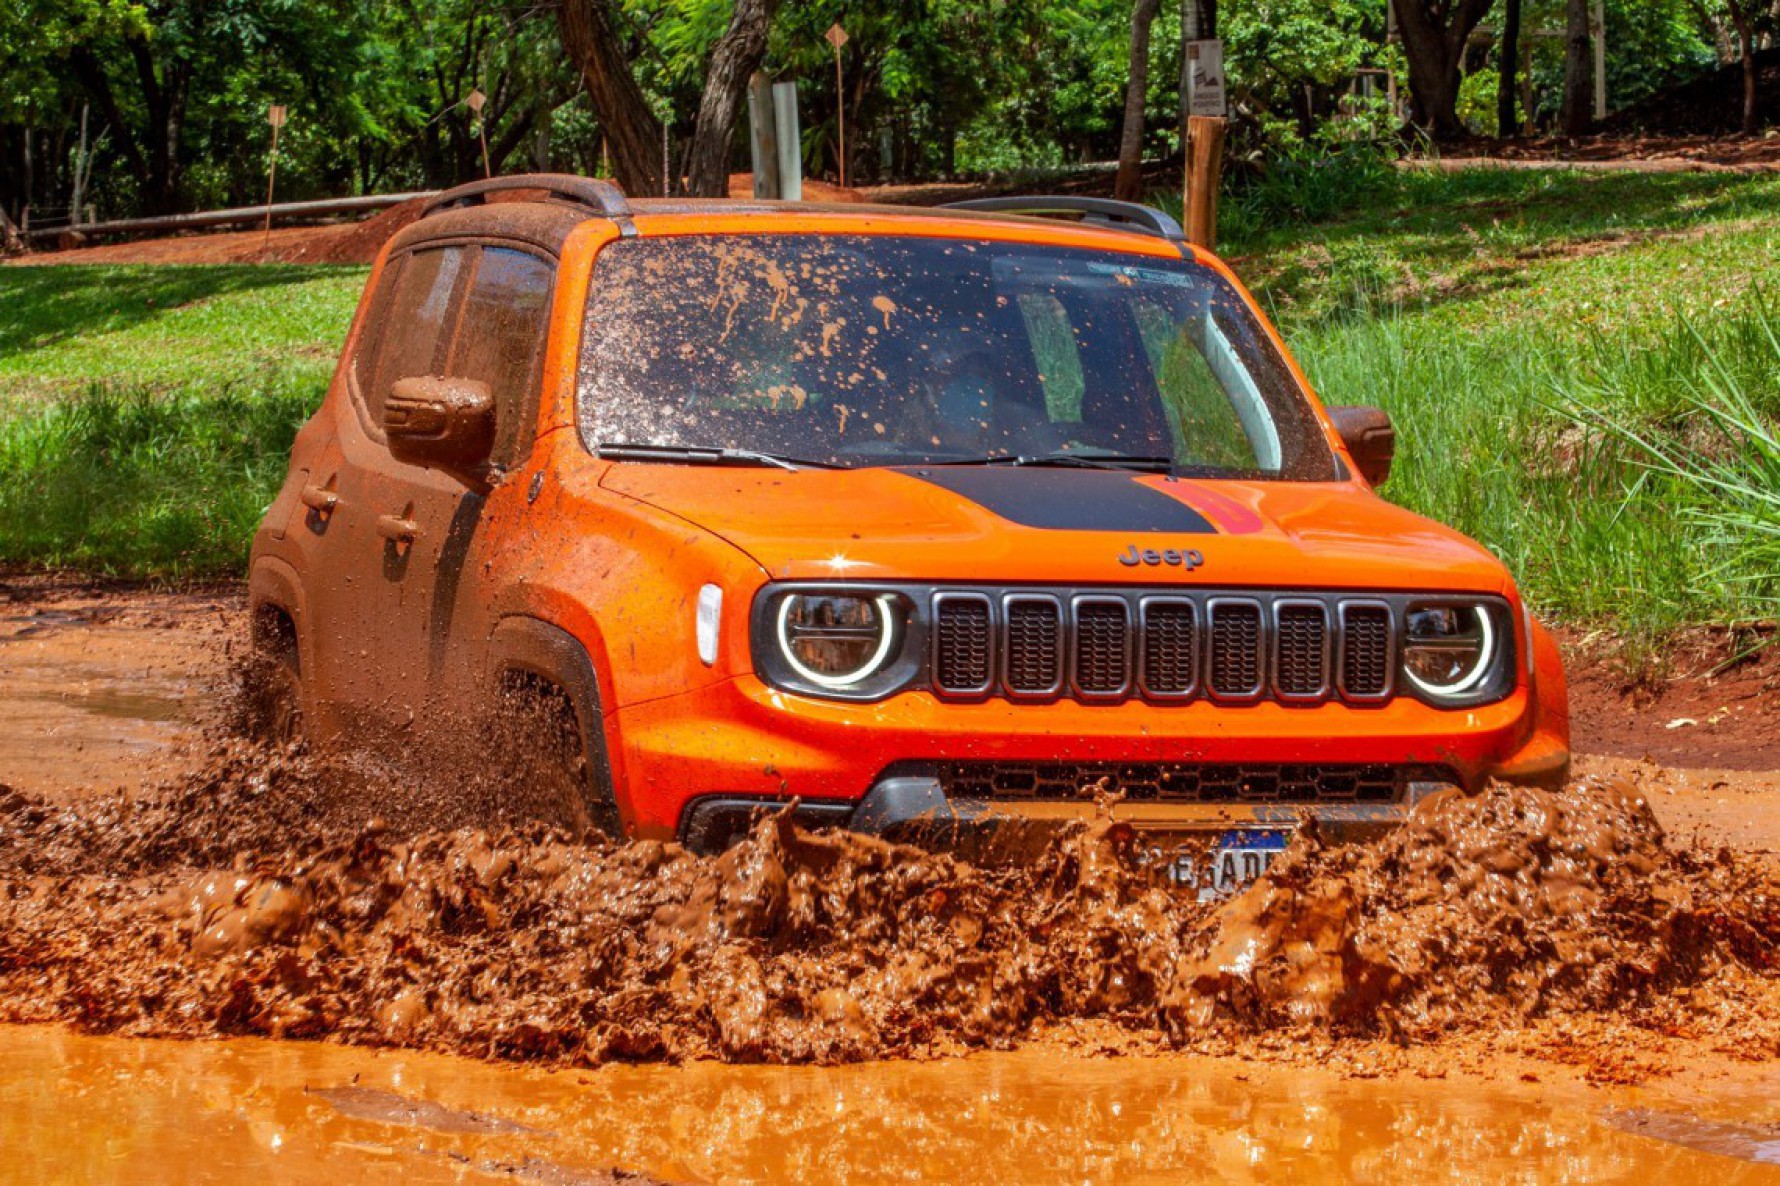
[{"x1": 931, "y1": 590, "x2": 1398, "y2": 706}]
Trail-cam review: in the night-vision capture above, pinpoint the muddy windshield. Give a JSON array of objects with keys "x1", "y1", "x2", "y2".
[{"x1": 576, "y1": 234, "x2": 1336, "y2": 479}]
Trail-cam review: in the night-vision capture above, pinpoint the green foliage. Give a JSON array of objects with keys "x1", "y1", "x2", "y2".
[{"x1": 0, "y1": 374, "x2": 319, "y2": 576}]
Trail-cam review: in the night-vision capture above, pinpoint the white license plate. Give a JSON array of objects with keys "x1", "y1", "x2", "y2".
[{"x1": 1140, "y1": 828, "x2": 1292, "y2": 898}]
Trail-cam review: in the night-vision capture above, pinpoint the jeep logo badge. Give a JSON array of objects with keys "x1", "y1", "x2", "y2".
[{"x1": 1118, "y1": 544, "x2": 1205, "y2": 570}]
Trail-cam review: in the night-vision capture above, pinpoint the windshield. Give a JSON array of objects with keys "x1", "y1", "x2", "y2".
[{"x1": 576, "y1": 233, "x2": 1337, "y2": 480}]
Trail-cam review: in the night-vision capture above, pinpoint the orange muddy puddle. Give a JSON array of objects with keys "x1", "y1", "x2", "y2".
[
  {"x1": 0, "y1": 588, "x2": 235, "y2": 799},
  {"x1": 3, "y1": 1025, "x2": 1778, "y2": 1184}
]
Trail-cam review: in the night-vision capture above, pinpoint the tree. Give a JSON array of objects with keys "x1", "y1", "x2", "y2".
[
  {"x1": 558, "y1": 0, "x2": 778, "y2": 197},
  {"x1": 1561, "y1": 0, "x2": 1593, "y2": 134},
  {"x1": 1689, "y1": 0, "x2": 1768, "y2": 133},
  {"x1": 1497, "y1": 0, "x2": 1522, "y2": 135},
  {"x1": 1392, "y1": 0, "x2": 1498, "y2": 139},
  {"x1": 1114, "y1": 0, "x2": 1162, "y2": 200}
]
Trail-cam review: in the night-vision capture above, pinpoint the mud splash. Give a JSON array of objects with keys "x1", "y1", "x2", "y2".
[{"x1": 0, "y1": 736, "x2": 1774, "y2": 1066}]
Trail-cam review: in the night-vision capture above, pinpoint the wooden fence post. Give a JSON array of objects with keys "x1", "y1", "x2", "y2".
[{"x1": 1184, "y1": 115, "x2": 1226, "y2": 250}]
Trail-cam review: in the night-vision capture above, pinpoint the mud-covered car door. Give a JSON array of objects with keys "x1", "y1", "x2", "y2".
[
  {"x1": 295, "y1": 246, "x2": 462, "y2": 728},
  {"x1": 401, "y1": 243, "x2": 556, "y2": 697}
]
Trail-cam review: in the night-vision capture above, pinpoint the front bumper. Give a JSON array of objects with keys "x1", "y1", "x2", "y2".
[{"x1": 608, "y1": 669, "x2": 1570, "y2": 845}]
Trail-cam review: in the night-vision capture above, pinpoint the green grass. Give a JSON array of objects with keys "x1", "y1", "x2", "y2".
[
  {"x1": 0, "y1": 374, "x2": 320, "y2": 577},
  {"x1": 0, "y1": 264, "x2": 363, "y2": 403},
  {"x1": 0, "y1": 264, "x2": 356, "y2": 576}
]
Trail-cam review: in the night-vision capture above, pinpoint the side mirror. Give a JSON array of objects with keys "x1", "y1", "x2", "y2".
[
  {"x1": 1328, "y1": 405, "x2": 1395, "y2": 488},
  {"x1": 385, "y1": 375, "x2": 495, "y2": 480}
]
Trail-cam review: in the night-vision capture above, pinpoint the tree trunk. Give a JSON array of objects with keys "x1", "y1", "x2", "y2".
[
  {"x1": 1732, "y1": 9, "x2": 1759, "y2": 134},
  {"x1": 1115, "y1": 0, "x2": 1163, "y2": 202},
  {"x1": 1561, "y1": 0, "x2": 1593, "y2": 135},
  {"x1": 681, "y1": 0, "x2": 777, "y2": 198},
  {"x1": 1497, "y1": 0, "x2": 1521, "y2": 137},
  {"x1": 558, "y1": 0, "x2": 664, "y2": 196},
  {"x1": 1392, "y1": 0, "x2": 1497, "y2": 141}
]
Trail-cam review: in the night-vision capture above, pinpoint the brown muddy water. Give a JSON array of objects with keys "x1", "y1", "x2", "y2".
[
  {"x1": 4, "y1": 1024, "x2": 1779, "y2": 1184},
  {"x1": 1, "y1": 584, "x2": 1778, "y2": 1181}
]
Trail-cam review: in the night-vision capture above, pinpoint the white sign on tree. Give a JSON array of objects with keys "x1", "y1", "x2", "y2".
[{"x1": 1187, "y1": 40, "x2": 1226, "y2": 118}]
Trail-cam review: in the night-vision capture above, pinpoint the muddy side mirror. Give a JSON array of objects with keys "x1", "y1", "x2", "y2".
[
  {"x1": 1328, "y1": 405, "x2": 1395, "y2": 488},
  {"x1": 385, "y1": 375, "x2": 495, "y2": 481}
]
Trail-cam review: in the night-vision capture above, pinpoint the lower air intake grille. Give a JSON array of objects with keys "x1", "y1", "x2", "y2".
[{"x1": 938, "y1": 761, "x2": 1407, "y2": 803}]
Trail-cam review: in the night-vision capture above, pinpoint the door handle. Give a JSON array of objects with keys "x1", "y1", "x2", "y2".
[
  {"x1": 300, "y1": 484, "x2": 340, "y2": 513},
  {"x1": 376, "y1": 514, "x2": 420, "y2": 544}
]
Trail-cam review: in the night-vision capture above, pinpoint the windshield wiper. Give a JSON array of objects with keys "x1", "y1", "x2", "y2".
[
  {"x1": 922, "y1": 451, "x2": 1174, "y2": 474},
  {"x1": 595, "y1": 442, "x2": 838, "y2": 471}
]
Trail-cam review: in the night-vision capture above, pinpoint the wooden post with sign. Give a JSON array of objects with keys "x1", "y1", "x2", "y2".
[
  {"x1": 1183, "y1": 40, "x2": 1227, "y2": 250},
  {"x1": 261, "y1": 104, "x2": 288, "y2": 257},
  {"x1": 826, "y1": 23, "x2": 848, "y2": 188},
  {"x1": 467, "y1": 89, "x2": 491, "y2": 178}
]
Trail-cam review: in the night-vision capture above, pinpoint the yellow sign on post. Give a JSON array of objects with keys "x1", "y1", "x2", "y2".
[{"x1": 826, "y1": 24, "x2": 848, "y2": 189}]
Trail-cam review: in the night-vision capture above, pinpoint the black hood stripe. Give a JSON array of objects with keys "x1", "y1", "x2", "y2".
[{"x1": 897, "y1": 467, "x2": 1217, "y2": 533}]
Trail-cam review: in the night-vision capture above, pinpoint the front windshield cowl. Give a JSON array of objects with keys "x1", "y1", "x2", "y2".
[{"x1": 575, "y1": 233, "x2": 1337, "y2": 482}]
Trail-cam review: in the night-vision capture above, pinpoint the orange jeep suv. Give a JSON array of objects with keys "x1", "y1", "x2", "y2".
[{"x1": 250, "y1": 175, "x2": 1568, "y2": 889}]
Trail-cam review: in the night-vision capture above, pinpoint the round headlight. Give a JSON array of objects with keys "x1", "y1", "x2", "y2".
[
  {"x1": 1403, "y1": 603, "x2": 1497, "y2": 700},
  {"x1": 776, "y1": 593, "x2": 899, "y2": 688}
]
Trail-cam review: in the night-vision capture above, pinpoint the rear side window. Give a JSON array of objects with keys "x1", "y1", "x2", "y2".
[
  {"x1": 363, "y1": 246, "x2": 468, "y2": 423},
  {"x1": 444, "y1": 247, "x2": 555, "y2": 464}
]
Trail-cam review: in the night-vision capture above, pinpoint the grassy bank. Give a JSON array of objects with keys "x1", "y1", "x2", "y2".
[
  {"x1": 0, "y1": 375, "x2": 318, "y2": 577},
  {"x1": 1, "y1": 174, "x2": 1776, "y2": 642},
  {"x1": 0, "y1": 264, "x2": 354, "y2": 576}
]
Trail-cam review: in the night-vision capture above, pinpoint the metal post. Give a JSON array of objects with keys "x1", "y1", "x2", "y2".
[
  {"x1": 747, "y1": 72, "x2": 781, "y2": 199},
  {"x1": 772, "y1": 81, "x2": 802, "y2": 201}
]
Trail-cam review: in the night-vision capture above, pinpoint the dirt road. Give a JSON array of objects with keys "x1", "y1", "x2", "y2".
[{"x1": 1, "y1": 577, "x2": 1776, "y2": 1182}]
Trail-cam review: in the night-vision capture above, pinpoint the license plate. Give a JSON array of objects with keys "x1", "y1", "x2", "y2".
[{"x1": 1139, "y1": 828, "x2": 1292, "y2": 898}]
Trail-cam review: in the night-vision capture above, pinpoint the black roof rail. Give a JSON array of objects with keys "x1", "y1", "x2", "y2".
[
  {"x1": 422, "y1": 173, "x2": 631, "y2": 221},
  {"x1": 941, "y1": 195, "x2": 1184, "y2": 242}
]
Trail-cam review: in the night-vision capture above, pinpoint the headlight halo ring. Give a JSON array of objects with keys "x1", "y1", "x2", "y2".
[
  {"x1": 1402, "y1": 601, "x2": 1498, "y2": 701},
  {"x1": 775, "y1": 591, "x2": 901, "y2": 689}
]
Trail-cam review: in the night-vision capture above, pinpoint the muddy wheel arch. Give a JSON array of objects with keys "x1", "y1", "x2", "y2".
[{"x1": 487, "y1": 615, "x2": 624, "y2": 834}]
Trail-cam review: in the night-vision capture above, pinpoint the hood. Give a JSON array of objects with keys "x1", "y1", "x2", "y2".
[{"x1": 599, "y1": 464, "x2": 1513, "y2": 594}]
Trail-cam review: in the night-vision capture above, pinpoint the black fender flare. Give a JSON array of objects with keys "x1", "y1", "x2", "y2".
[
  {"x1": 247, "y1": 557, "x2": 308, "y2": 673},
  {"x1": 486, "y1": 615, "x2": 623, "y2": 830}
]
